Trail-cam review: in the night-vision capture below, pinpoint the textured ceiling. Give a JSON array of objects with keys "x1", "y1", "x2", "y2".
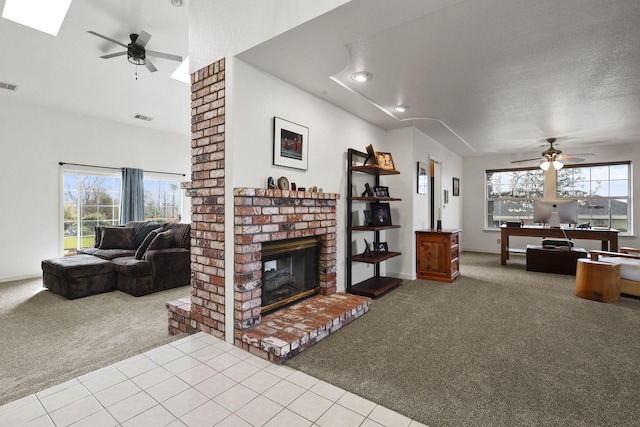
[
  {"x1": 239, "y1": 0, "x2": 640, "y2": 158},
  {"x1": 2, "y1": 0, "x2": 639, "y2": 159}
]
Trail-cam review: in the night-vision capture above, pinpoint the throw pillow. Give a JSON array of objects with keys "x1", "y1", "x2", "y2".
[
  {"x1": 99, "y1": 227, "x2": 135, "y2": 249},
  {"x1": 163, "y1": 223, "x2": 191, "y2": 249},
  {"x1": 132, "y1": 222, "x2": 164, "y2": 248},
  {"x1": 134, "y1": 229, "x2": 160, "y2": 260},
  {"x1": 93, "y1": 226, "x2": 103, "y2": 248},
  {"x1": 144, "y1": 230, "x2": 174, "y2": 258}
]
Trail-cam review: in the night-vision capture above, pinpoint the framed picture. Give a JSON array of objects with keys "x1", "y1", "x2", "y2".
[
  {"x1": 273, "y1": 117, "x2": 308, "y2": 170},
  {"x1": 373, "y1": 241, "x2": 388, "y2": 253},
  {"x1": 375, "y1": 151, "x2": 395, "y2": 170},
  {"x1": 417, "y1": 162, "x2": 428, "y2": 195},
  {"x1": 364, "y1": 144, "x2": 375, "y2": 166},
  {"x1": 363, "y1": 209, "x2": 373, "y2": 226},
  {"x1": 453, "y1": 177, "x2": 460, "y2": 196},
  {"x1": 444, "y1": 189, "x2": 449, "y2": 204},
  {"x1": 373, "y1": 186, "x2": 389, "y2": 198},
  {"x1": 370, "y1": 202, "x2": 392, "y2": 226}
]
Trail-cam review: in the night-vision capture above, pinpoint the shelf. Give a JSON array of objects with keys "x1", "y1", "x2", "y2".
[
  {"x1": 352, "y1": 251, "x2": 401, "y2": 264},
  {"x1": 350, "y1": 196, "x2": 402, "y2": 202},
  {"x1": 351, "y1": 165, "x2": 401, "y2": 176},
  {"x1": 352, "y1": 225, "x2": 401, "y2": 231},
  {"x1": 349, "y1": 276, "x2": 403, "y2": 298}
]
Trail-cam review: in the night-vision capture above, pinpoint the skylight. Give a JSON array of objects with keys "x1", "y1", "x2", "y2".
[
  {"x1": 2, "y1": 0, "x2": 72, "y2": 36},
  {"x1": 170, "y1": 57, "x2": 190, "y2": 84}
]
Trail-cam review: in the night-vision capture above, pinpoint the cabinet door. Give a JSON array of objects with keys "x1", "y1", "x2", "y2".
[{"x1": 417, "y1": 235, "x2": 451, "y2": 280}]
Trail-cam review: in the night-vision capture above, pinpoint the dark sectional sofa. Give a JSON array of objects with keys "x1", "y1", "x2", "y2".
[{"x1": 42, "y1": 221, "x2": 191, "y2": 298}]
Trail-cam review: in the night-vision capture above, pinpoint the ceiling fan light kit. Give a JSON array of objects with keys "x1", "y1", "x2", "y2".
[
  {"x1": 511, "y1": 137, "x2": 592, "y2": 171},
  {"x1": 88, "y1": 30, "x2": 182, "y2": 75}
]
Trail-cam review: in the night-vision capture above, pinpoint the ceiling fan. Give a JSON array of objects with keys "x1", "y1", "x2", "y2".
[
  {"x1": 88, "y1": 30, "x2": 182, "y2": 73},
  {"x1": 511, "y1": 137, "x2": 594, "y2": 170}
]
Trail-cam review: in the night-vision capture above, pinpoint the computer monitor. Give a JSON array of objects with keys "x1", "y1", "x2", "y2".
[{"x1": 533, "y1": 200, "x2": 578, "y2": 226}]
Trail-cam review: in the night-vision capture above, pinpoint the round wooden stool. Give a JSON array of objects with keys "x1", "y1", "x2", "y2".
[{"x1": 575, "y1": 258, "x2": 621, "y2": 303}]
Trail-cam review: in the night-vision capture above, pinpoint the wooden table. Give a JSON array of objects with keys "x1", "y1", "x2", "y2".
[{"x1": 500, "y1": 226, "x2": 618, "y2": 265}]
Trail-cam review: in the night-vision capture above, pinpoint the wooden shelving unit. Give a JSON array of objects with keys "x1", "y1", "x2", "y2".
[{"x1": 346, "y1": 148, "x2": 403, "y2": 297}]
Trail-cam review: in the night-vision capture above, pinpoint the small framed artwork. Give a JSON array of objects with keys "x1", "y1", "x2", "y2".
[
  {"x1": 370, "y1": 202, "x2": 392, "y2": 226},
  {"x1": 453, "y1": 177, "x2": 460, "y2": 196},
  {"x1": 363, "y1": 209, "x2": 373, "y2": 226},
  {"x1": 375, "y1": 152, "x2": 395, "y2": 170},
  {"x1": 373, "y1": 186, "x2": 389, "y2": 198},
  {"x1": 273, "y1": 117, "x2": 308, "y2": 170},
  {"x1": 417, "y1": 162, "x2": 428, "y2": 195},
  {"x1": 373, "y1": 241, "x2": 388, "y2": 253},
  {"x1": 444, "y1": 189, "x2": 449, "y2": 204}
]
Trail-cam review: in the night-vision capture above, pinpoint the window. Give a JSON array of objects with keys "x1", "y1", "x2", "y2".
[
  {"x1": 63, "y1": 168, "x2": 182, "y2": 255},
  {"x1": 143, "y1": 176, "x2": 181, "y2": 223},
  {"x1": 486, "y1": 168, "x2": 544, "y2": 228},
  {"x1": 486, "y1": 161, "x2": 632, "y2": 233},
  {"x1": 557, "y1": 162, "x2": 630, "y2": 232},
  {"x1": 63, "y1": 172, "x2": 121, "y2": 255}
]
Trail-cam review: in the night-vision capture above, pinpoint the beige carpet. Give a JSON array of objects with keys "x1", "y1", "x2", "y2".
[
  {"x1": 286, "y1": 252, "x2": 640, "y2": 427},
  {"x1": 0, "y1": 278, "x2": 190, "y2": 405}
]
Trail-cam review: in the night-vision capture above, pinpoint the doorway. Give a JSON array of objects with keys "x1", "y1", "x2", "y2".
[{"x1": 429, "y1": 157, "x2": 442, "y2": 229}]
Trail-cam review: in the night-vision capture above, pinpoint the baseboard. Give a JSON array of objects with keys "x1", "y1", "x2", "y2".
[{"x1": 0, "y1": 274, "x2": 41, "y2": 285}]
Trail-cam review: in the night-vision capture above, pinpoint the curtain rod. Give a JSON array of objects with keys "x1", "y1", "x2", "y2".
[{"x1": 59, "y1": 162, "x2": 186, "y2": 177}]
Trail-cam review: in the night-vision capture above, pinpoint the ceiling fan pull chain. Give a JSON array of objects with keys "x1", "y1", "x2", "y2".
[{"x1": 135, "y1": 64, "x2": 138, "y2": 81}]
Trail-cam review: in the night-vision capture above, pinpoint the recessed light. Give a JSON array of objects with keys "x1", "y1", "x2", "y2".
[
  {"x1": 351, "y1": 72, "x2": 372, "y2": 82},
  {"x1": 393, "y1": 105, "x2": 408, "y2": 113}
]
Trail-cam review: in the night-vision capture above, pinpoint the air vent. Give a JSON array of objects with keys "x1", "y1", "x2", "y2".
[
  {"x1": 0, "y1": 81, "x2": 18, "y2": 91},
  {"x1": 133, "y1": 114, "x2": 153, "y2": 122}
]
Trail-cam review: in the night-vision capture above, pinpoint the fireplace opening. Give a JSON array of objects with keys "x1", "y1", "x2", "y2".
[{"x1": 261, "y1": 236, "x2": 321, "y2": 314}]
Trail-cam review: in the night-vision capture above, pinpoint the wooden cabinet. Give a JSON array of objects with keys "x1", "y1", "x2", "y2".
[
  {"x1": 416, "y1": 229, "x2": 461, "y2": 282},
  {"x1": 347, "y1": 148, "x2": 402, "y2": 297}
]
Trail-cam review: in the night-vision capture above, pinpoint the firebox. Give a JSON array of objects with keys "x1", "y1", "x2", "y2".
[{"x1": 261, "y1": 236, "x2": 320, "y2": 314}]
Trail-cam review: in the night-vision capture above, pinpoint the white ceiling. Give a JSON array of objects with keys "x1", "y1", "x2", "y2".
[
  {"x1": 239, "y1": 0, "x2": 640, "y2": 158},
  {"x1": 2, "y1": 0, "x2": 640, "y2": 159},
  {"x1": 0, "y1": 0, "x2": 190, "y2": 136}
]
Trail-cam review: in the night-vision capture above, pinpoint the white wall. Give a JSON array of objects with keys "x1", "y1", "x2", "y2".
[
  {"x1": 462, "y1": 142, "x2": 640, "y2": 254},
  {"x1": 0, "y1": 97, "x2": 190, "y2": 282},
  {"x1": 230, "y1": 59, "x2": 391, "y2": 291}
]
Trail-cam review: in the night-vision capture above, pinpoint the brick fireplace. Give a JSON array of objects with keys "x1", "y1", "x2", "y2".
[{"x1": 166, "y1": 58, "x2": 370, "y2": 363}]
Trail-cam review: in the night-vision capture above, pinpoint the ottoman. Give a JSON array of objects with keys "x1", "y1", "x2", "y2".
[{"x1": 42, "y1": 255, "x2": 116, "y2": 299}]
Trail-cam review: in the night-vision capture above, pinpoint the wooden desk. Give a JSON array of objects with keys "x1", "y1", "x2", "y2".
[{"x1": 500, "y1": 226, "x2": 618, "y2": 265}]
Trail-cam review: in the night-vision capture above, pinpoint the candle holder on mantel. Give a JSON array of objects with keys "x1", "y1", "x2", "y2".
[{"x1": 436, "y1": 220, "x2": 442, "y2": 231}]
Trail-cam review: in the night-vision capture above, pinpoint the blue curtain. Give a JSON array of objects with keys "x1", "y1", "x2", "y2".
[{"x1": 120, "y1": 168, "x2": 144, "y2": 224}]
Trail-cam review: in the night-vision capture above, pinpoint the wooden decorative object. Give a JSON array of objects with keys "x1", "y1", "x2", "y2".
[{"x1": 575, "y1": 259, "x2": 621, "y2": 303}]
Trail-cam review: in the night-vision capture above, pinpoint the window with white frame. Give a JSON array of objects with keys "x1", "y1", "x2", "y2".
[
  {"x1": 486, "y1": 167, "x2": 544, "y2": 228},
  {"x1": 486, "y1": 161, "x2": 632, "y2": 232},
  {"x1": 63, "y1": 168, "x2": 182, "y2": 255},
  {"x1": 556, "y1": 162, "x2": 631, "y2": 232}
]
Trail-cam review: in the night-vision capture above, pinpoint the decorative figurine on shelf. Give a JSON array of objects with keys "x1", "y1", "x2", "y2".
[
  {"x1": 361, "y1": 183, "x2": 373, "y2": 197},
  {"x1": 267, "y1": 176, "x2": 275, "y2": 189},
  {"x1": 362, "y1": 239, "x2": 373, "y2": 258},
  {"x1": 363, "y1": 209, "x2": 373, "y2": 226},
  {"x1": 291, "y1": 182, "x2": 297, "y2": 191},
  {"x1": 363, "y1": 144, "x2": 375, "y2": 166}
]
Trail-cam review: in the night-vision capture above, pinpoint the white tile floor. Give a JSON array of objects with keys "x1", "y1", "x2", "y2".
[{"x1": 0, "y1": 332, "x2": 428, "y2": 427}]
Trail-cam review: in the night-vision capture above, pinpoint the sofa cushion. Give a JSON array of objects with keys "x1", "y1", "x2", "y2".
[
  {"x1": 600, "y1": 256, "x2": 640, "y2": 282},
  {"x1": 135, "y1": 229, "x2": 160, "y2": 260},
  {"x1": 111, "y1": 257, "x2": 153, "y2": 277},
  {"x1": 100, "y1": 226, "x2": 135, "y2": 249},
  {"x1": 145, "y1": 230, "x2": 174, "y2": 255},
  {"x1": 42, "y1": 255, "x2": 114, "y2": 279},
  {"x1": 163, "y1": 223, "x2": 191, "y2": 249},
  {"x1": 132, "y1": 222, "x2": 164, "y2": 248},
  {"x1": 78, "y1": 247, "x2": 136, "y2": 260}
]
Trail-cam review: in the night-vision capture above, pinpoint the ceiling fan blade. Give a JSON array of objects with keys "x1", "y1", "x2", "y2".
[
  {"x1": 100, "y1": 51, "x2": 127, "y2": 59},
  {"x1": 145, "y1": 59, "x2": 158, "y2": 72},
  {"x1": 146, "y1": 50, "x2": 183, "y2": 62},
  {"x1": 88, "y1": 31, "x2": 128, "y2": 48},
  {"x1": 135, "y1": 30, "x2": 152, "y2": 48},
  {"x1": 511, "y1": 158, "x2": 543, "y2": 164}
]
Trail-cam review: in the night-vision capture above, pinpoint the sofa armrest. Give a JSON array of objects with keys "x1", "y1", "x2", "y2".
[
  {"x1": 145, "y1": 248, "x2": 191, "y2": 290},
  {"x1": 590, "y1": 250, "x2": 640, "y2": 261}
]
